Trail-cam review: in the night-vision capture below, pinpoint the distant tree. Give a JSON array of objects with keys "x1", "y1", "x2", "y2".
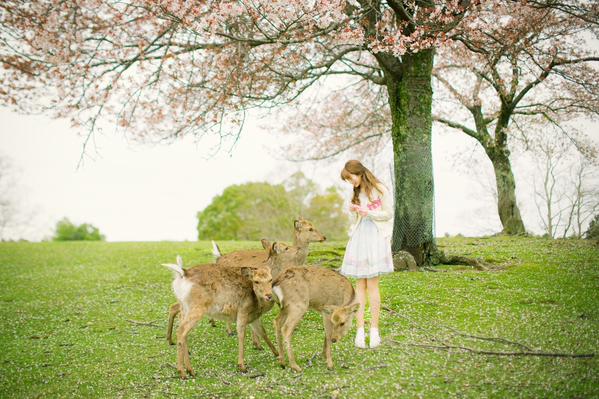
[
  {"x1": 585, "y1": 214, "x2": 599, "y2": 240},
  {"x1": 0, "y1": 154, "x2": 36, "y2": 240},
  {"x1": 53, "y1": 218, "x2": 105, "y2": 241},
  {"x1": 561, "y1": 160, "x2": 599, "y2": 238},
  {"x1": 197, "y1": 176, "x2": 350, "y2": 241},
  {"x1": 0, "y1": 155, "x2": 20, "y2": 240},
  {"x1": 284, "y1": 171, "x2": 319, "y2": 217},
  {"x1": 284, "y1": 172, "x2": 350, "y2": 240},
  {"x1": 532, "y1": 136, "x2": 568, "y2": 238},
  {"x1": 197, "y1": 182, "x2": 294, "y2": 241},
  {"x1": 531, "y1": 133, "x2": 599, "y2": 238},
  {"x1": 304, "y1": 186, "x2": 349, "y2": 241}
]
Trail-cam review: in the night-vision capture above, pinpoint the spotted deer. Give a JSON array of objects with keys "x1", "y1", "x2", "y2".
[
  {"x1": 166, "y1": 241, "x2": 301, "y2": 346},
  {"x1": 272, "y1": 266, "x2": 359, "y2": 372},
  {"x1": 162, "y1": 256, "x2": 277, "y2": 379}
]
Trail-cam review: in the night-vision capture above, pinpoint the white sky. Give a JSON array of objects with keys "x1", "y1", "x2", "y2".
[{"x1": 0, "y1": 107, "x2": 593, "y2": 241}]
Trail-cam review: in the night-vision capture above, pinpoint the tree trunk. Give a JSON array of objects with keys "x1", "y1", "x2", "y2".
[
  {"x1": 384, "y1": 49, "x2": 436, "y2": 265},
  {"x1": 487, "y1": 148, "x2": 526, "y2": 235}
]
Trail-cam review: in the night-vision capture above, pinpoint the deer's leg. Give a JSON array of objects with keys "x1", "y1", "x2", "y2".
[
  {"x1": 250, "y1": 319, "x2": 278, "y2": 356},
  {"x1": 281, "y1": 304, "x2": 306, "y2": 373},
  {"x1": 176, "y1": 307, "x2": 204, "y2": 379},
  {"x1": 251, "y1": 328, "x2": 263, "y2": 350},
  {"x1": 236, "y1": 318, "x2": 249, "y2": 372},
  {"x1": 167, "y1": 302, "x2": 180, "y2": 345},
  {"x1": 274, "y1": 310, "x2": 288, "y2": 367},
  {"x1": 322, "y1": 314, "x2": 334, "y2": 370}
]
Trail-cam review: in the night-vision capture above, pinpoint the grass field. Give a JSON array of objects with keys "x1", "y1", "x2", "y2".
[{"x1": 0, "y1": 237, "x2": 597, "y2": 398}]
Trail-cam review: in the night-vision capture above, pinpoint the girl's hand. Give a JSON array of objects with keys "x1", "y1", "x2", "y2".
[{"x1": 350, "y1": 203, "x2": 368, "y2": 216}]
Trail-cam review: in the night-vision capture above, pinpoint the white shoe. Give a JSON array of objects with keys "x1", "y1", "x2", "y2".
[
  {"x1": 354, "y1": 328, "x2": 366, "y2": 348},
  {"x1": 370, "y1": 328, "x2": 381, "y2": 348}
]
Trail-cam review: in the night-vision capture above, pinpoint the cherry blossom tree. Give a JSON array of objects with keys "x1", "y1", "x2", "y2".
[
  {"x1": 280, "y1": 0, "x2": 599, "y2": 236},
  {"x1": 1, "y1": 0, "x2": 476, "y2": 264},
  {"x1": 433, "y1": 0, "x2": 599, "y2": 234}
]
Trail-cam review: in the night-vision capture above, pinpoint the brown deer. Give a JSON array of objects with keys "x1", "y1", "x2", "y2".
[
  {"x1": 272, "y1": 266, "x2": 359, "y2": 372},
  {"x1": 162, "y1": 256, "x2": 277, "y2": 379},
  {"x1": 166, "y1": 241, "x2": 301, "y2": 346},
  {"x1": 212, "y1": 217, "x2": 326, "y2": 267}
]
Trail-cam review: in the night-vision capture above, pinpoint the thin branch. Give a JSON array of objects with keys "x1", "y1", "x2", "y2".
[
  {"x1": 407, "y1": 343, "x2": 595, "y2": 358},
  {"x1": 433, "y1": 116, "x2": 481, "y2": 141},
  {"x1": 287, "y1": 133, "x2": 385, "y2": 162}
]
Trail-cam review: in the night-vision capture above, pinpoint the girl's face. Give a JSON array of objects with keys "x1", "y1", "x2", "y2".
[{"x1": 345, "y1": 173, "x2": 361, "y2": 188}]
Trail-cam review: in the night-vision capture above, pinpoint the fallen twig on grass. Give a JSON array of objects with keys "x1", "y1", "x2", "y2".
[
  {"x1": 440, "y1": 255, "x2": 489, "y2": 271},
  {"x1": 382, "y1": 306, "x2": 594, "y2": 359},
  {"x1": 366, "y1": 364, "x2": 389, "y2": 371},
  {"x1": 445, "y1": 326, "x2": 533, "y2": 351},
  {"x1": 406, "y1": 343, "x2": 595, "y2": 358},
  {"x1": 127, "y1": 319, "x2": 159, "y2": 328}
]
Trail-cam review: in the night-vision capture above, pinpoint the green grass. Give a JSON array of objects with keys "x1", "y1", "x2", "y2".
[{"x1": 0, "y1": 237, "x2": 597, "y2": 398}]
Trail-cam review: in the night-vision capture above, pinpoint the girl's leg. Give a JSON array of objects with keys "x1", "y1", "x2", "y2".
[
  {"x1": 355, "y1": 278, "x2": 367, "y2": 328},
  {"x1": 366, "y1": 277, "x2": 382, "y2": 348},
  {"x1": 366, "y1": 277, "x2": 381, "y2": 329},
  {"x1": 354, "y1": 278, "x2": 367, "y2": 348}
]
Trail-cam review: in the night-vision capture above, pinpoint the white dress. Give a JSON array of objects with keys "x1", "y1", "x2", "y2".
[{"x1": 340, "y1": 191, "x2": 394, "y2": 279}]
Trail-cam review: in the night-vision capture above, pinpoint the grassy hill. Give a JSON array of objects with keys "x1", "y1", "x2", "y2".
[{"x1": 0, "y1": 237, "x2": 597, "y2": 398}]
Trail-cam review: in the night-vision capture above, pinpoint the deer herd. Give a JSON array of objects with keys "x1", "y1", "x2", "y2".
[{"x1": 161, "y1": 217, "x2": 360, "y2": 379}]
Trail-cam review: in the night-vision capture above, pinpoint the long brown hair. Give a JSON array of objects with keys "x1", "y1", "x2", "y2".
[{"x1": 340, "y1": 160, "x2": 384, "y2": 205}]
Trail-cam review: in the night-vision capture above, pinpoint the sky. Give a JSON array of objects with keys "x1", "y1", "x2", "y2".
[{"x1": 0, "y1": 106, "x2": 593, "y2": 242}]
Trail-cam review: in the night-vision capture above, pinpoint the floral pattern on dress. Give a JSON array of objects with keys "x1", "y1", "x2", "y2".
[{"x1": 367, "y1": 198, "x2": 382, "y2": 211}]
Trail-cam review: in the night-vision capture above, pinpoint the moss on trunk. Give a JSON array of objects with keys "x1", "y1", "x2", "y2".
[{"x1": 384, "y1": 49, "x2": 436, "y2": 265}]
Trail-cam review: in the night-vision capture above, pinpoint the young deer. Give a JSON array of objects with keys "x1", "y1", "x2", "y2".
[
  {"x1": 165, "y1": 241, "x2": 301, "y2": 346},
  {"x1": 273, "y1": 266, "x2": 359, "y2": 372},
  {"x1": 213, "y1": 217, "x2": 326, "y2": 266},
  {"x1": 163, "y1": 256, "x2": 277, "y2": 379}
]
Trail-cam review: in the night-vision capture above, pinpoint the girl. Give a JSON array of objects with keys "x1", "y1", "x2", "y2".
[{"x1": 340, "y1": 160, "x2": 394, "y2": 348}]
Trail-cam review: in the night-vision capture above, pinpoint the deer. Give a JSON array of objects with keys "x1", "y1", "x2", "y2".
[
  {"x1": 272, "y1": 266, "x2": 359, "y2": 373},
  {"x1": 162, "y1": 256, "x2": 278, "y2": 379},
  {"x1": 165, "y1": 241, "x2": 301, "y2": 346},
  {"x1": 212, "y1": 217, "x2": 326, "y2": 267}
]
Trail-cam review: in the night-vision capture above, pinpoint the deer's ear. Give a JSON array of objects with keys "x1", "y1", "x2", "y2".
[
  {"x1": 271, "y1": 242, "x2": 278, "y2": 254},
  {"x1": 347, "y1": 303, "x2": 360, "y2": 313},
  {"x1": 240, "y1": 267, "x2": 254, "y2": 278},
  {"x1": 261, "y1": 239, "x2": 271, "y2": 250},
  {"x1": 323, "y1": 305, "x2": 337, "y2": 316},
  {"x1": 294, "y1": 219, "x2": 301, "y2": 230}
]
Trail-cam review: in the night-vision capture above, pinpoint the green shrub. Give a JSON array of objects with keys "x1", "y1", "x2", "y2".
[
  {"x1": 52, "y1": 218, "x2": 106, "y2": 241},
  {"x1": 197, "y1": 173, "x2": 349, "y2": 241},
  {"x1": 584, "y1": 214, "x2": 599, "y2": 240}
]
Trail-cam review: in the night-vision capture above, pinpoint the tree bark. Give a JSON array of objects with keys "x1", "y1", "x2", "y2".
[
  {"x1": 383, "y1": 49, "x2": 436, "y2": 265},
  {"x1": 487, "y1": 147, "x2": 526, "y2": 235}
]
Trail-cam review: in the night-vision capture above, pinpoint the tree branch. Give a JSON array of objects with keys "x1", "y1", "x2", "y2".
[{"x1": 433, "y1": 116, "x2": 481, "y2": 141}]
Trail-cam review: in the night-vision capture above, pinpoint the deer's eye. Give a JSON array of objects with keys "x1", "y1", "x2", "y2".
[
  {"x1": 309, "y1": 228, "x2": 314, "y2": 231},
  {"x1": 340, "y1": 322, "x2": 345, "y2": 326}
]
